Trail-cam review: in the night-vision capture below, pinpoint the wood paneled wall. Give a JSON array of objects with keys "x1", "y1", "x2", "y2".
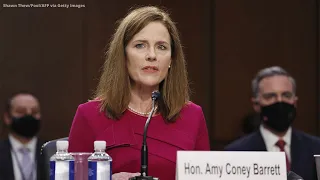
[
  {"x1": 0, "y1": 0, "x2": 319, "y2": 150},
  {"x1": 213, "y1": 0, "x2": 319, "y2": 149}
]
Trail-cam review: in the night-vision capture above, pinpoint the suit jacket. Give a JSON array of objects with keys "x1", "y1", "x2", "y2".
[
  {"x1": 225, "y1": 129, "x2": 320, "y2": 180},
  {"x1": 0, "y1": 138, "x2": 47, "y2": 180}
]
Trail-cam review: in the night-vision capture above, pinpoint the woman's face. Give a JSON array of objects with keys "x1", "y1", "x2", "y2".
[{"x1": 125, "y1": 21, "x2": 172, "y2": 89}]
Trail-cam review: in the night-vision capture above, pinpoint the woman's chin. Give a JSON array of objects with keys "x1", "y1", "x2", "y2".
[{"x1": 134, "y1": 81, "x2": 161, "y2": 88}]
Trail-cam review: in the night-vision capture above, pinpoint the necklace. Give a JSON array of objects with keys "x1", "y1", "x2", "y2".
[{"x1": 128, "y1": 106, "x2": 158, "y2": 116}]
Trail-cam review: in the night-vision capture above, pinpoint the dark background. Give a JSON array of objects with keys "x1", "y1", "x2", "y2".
[{"x1": 0, "y1": 0, "x2": 319, "y2": 150}]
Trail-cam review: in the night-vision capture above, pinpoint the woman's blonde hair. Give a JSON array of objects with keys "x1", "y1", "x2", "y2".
[{"x1": 94, "y1": 6, "x2": 189, "y2": 122}]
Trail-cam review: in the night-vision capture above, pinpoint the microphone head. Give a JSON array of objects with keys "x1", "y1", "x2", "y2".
[
  {"x1": 287, "y1": 171, "x2": 304, "y2": 180},
  {"x1": 151, "y1": 90, "x2": 160, "y2": 100}
]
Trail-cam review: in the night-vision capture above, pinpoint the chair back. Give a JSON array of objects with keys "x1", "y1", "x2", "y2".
[{"x1": 41, "y1": 137, "x2": 69, "y2": 180}]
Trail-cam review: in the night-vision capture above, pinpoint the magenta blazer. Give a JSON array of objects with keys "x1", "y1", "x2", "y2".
[{"x1": 68, "y1": 101, "x2": 210, "y2": 180}]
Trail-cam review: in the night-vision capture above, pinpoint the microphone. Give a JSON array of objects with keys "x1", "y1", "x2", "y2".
[
  {"x1": 287, "y1": 171, "x2": 304, "y2": 180},
  {"x1": 130, "y1": 91, "x2": 160, "y2": 180}
]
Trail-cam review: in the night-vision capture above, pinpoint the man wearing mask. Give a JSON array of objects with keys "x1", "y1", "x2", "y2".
[
  {"x1": 0, "y1": 92, "x2": 46, "y2": 180},
  {"x1": 225, "y1": 66, "x2": 320, "y2": 180}
]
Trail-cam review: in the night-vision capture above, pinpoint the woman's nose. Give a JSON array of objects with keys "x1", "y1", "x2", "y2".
[{"x1": 146, "y1": 48, "x2": 156, "y2": 61}]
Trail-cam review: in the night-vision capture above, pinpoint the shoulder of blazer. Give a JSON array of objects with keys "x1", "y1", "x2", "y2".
[
  {"x1": 292, "y1": 129, "x2": 320, "y2": 150},
  {"x1": 224, "y1": 131, "x2": 266, "y2": 151}
]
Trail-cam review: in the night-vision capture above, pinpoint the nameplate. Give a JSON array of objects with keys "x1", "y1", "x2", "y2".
[{"x1": 176, "y1": 151, "x2": 287, "y2": 180}]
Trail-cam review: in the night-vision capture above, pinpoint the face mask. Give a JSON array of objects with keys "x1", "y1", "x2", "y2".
[
  {"x1": 260, "y1": 102, "x2": 296, "y2": 133},
  {"x1": 10, "y1": 115, "x2": 40, "y2": 138}
]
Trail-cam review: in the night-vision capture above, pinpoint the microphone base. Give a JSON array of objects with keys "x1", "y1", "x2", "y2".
[{"x1": 129, "y1": 176, "x2": 159, "y2": 180}]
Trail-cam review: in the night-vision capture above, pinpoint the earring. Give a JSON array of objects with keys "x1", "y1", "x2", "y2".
[{"x1": 169, "y1": 65, "x2": 171, "y2": 68}]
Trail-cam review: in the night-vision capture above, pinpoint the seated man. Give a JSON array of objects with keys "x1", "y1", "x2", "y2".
[
  {"x1": 0, "y1": 91, "x2": 46, "y2": 180},
  {"x1": 225, "y1": 66, "x2": 320, "y2": 180}
]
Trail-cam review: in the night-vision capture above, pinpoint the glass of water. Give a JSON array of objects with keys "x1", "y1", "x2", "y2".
[{"x1": 71, "y1": 152, "x2": 93, "y2": 180}]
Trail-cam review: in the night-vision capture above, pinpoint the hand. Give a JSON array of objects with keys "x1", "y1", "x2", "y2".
[{"x1": 112, "y1": 172, "x2": 141, "y2": 180}]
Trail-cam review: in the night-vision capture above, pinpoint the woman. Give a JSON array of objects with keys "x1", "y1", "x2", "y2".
[{"x1": 68, "y1": 6, "x2": 210, "y2": 180}]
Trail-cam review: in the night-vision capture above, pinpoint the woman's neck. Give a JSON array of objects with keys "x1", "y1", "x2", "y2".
[{"x1": 129, "y1": 86, "x2": 158, "y2": 113}]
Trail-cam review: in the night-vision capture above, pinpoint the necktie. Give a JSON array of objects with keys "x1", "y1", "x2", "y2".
[
  {"x1": 19, "y1": 147, "x2": 33, "y2": 180},
  {"x1": 275, "y1": 139, "x2": 291, "y2": 171}
]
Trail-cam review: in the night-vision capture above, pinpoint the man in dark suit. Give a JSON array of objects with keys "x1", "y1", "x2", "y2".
[
  {"x1": 225, "y1": 66, "x2": 320, "y2": 180},
  {"x1": 0, "y1": 91, "x2": 46, "y2": 180}
]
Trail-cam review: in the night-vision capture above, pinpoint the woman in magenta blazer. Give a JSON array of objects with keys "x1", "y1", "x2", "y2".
[{"x1": 68, "y1": 6, "x2": 210, "y2": 180}]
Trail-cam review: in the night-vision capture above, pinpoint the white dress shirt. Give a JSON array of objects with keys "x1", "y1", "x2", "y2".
[
  {"x1": 9, "y1": 134, "x2": 37, "y2": 180},
  {"x1": 259, "y1": 125, "x2": 292, "y2": 162}
]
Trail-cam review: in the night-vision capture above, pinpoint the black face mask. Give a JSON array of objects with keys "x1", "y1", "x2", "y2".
[
  {"x1": 260, "y1": 102, "x2": 296, "y2": 133},
  {"x1": 10, "y1": 115, "x2": 40, "y2": 138}
]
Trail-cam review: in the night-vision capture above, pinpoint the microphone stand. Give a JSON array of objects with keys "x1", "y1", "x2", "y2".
[{"x1": 129, "y1": 91, "x2": 160, "y2": 180}]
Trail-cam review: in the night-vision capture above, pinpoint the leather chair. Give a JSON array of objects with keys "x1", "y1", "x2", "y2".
[{"x1": 41, "y1": 137, "x2": 69, "y2": 180}]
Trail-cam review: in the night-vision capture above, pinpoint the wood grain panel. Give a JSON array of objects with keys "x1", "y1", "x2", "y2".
[
  {"x1": 214, "y1": 0, "x2": 319, "y2": 149},
  {"x1": 0, "y1": 0, "x2": 85, "y2": 140}
]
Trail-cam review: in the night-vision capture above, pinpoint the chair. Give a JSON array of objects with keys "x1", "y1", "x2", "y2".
[{"x1": 41, "y1": 137, "x2": 69, "y2": 180}]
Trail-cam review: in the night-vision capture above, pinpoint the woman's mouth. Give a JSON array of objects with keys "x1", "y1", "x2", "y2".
[{"x1": 142, "y1": 66, "x2": 159, "y2": 73}]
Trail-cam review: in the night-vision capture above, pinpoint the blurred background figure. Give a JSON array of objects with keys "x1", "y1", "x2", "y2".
[
  {"x1": 225, "y1": 66, "x2": 320, "y2": 180},
  {"x1": 0, "y1": 91, "x2": 46, "y2": 180}
]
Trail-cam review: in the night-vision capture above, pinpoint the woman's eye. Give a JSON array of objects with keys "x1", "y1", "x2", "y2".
[
  {"x1": 158, "y1": 45, "x2": 167, "y2": 50},
  {"x1": 135, "y1": 44, "x2": 145, "y2": 48}
]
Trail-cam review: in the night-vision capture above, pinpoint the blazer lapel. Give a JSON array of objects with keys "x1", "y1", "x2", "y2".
[
  {"x1": 0, "y1": 139, "x2": 14, "y2": 180},
  {"x1": 290, "y1": 130, "x2": 307, "y2": 175},
  {"x1": 252, "y1": 131, "x2": 268, "y2": 151}
]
